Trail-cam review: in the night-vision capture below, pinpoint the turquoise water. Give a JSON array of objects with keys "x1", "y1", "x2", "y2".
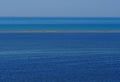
[
  {"x1": 0, "y1": 18, "x2": 120, "y2": 82},
  {"x1": 0, "y1": 17, "x2": 120, "y2": 30}
]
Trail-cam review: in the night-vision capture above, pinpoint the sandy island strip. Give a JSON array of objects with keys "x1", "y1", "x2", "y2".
[{"x1": 0, "y1": 30, "x2": 120, "y2": 33}]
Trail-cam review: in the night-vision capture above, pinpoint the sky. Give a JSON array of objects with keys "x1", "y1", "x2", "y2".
[{"x1": 0, "y1": 0, "x2": 120, "y2": 17}]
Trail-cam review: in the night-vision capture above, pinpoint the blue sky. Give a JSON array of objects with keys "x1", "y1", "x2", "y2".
[{"x1": 0, "y1": 0, "x2": 120, "y2": 17}]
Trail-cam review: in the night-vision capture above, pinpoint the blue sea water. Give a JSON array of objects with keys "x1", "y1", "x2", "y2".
[
  {"x1": 0, "y1": 17, "x2": 120, "y2": 30},
  {"x1": 0, "y1": 33, "x2": 120, "y2": 82}
]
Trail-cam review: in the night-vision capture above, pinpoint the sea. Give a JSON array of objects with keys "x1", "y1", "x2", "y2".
[
  {"x1": 0, "y1": 18, "x2": 120, "y2": 82},
  {"x1": 0, "y1": 17, "x2": 120, "y2": 30}
]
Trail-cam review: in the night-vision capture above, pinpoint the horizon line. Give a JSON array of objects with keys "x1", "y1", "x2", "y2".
[{"x1": 0, "y1": 17, "x2": 120, "y2": 18}]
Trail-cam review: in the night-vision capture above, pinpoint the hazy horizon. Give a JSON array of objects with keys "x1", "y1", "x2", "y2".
[{"x1": 0, "y1": 0, "x2": 120, "y2": 17}]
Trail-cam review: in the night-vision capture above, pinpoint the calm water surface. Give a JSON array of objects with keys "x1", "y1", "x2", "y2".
[
  {"x1": 0, "y1": 17, "x2": 120, "y2": 30},
  {"x1": 0, "y1": 33, "x2": 120, "y2": 82}
]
